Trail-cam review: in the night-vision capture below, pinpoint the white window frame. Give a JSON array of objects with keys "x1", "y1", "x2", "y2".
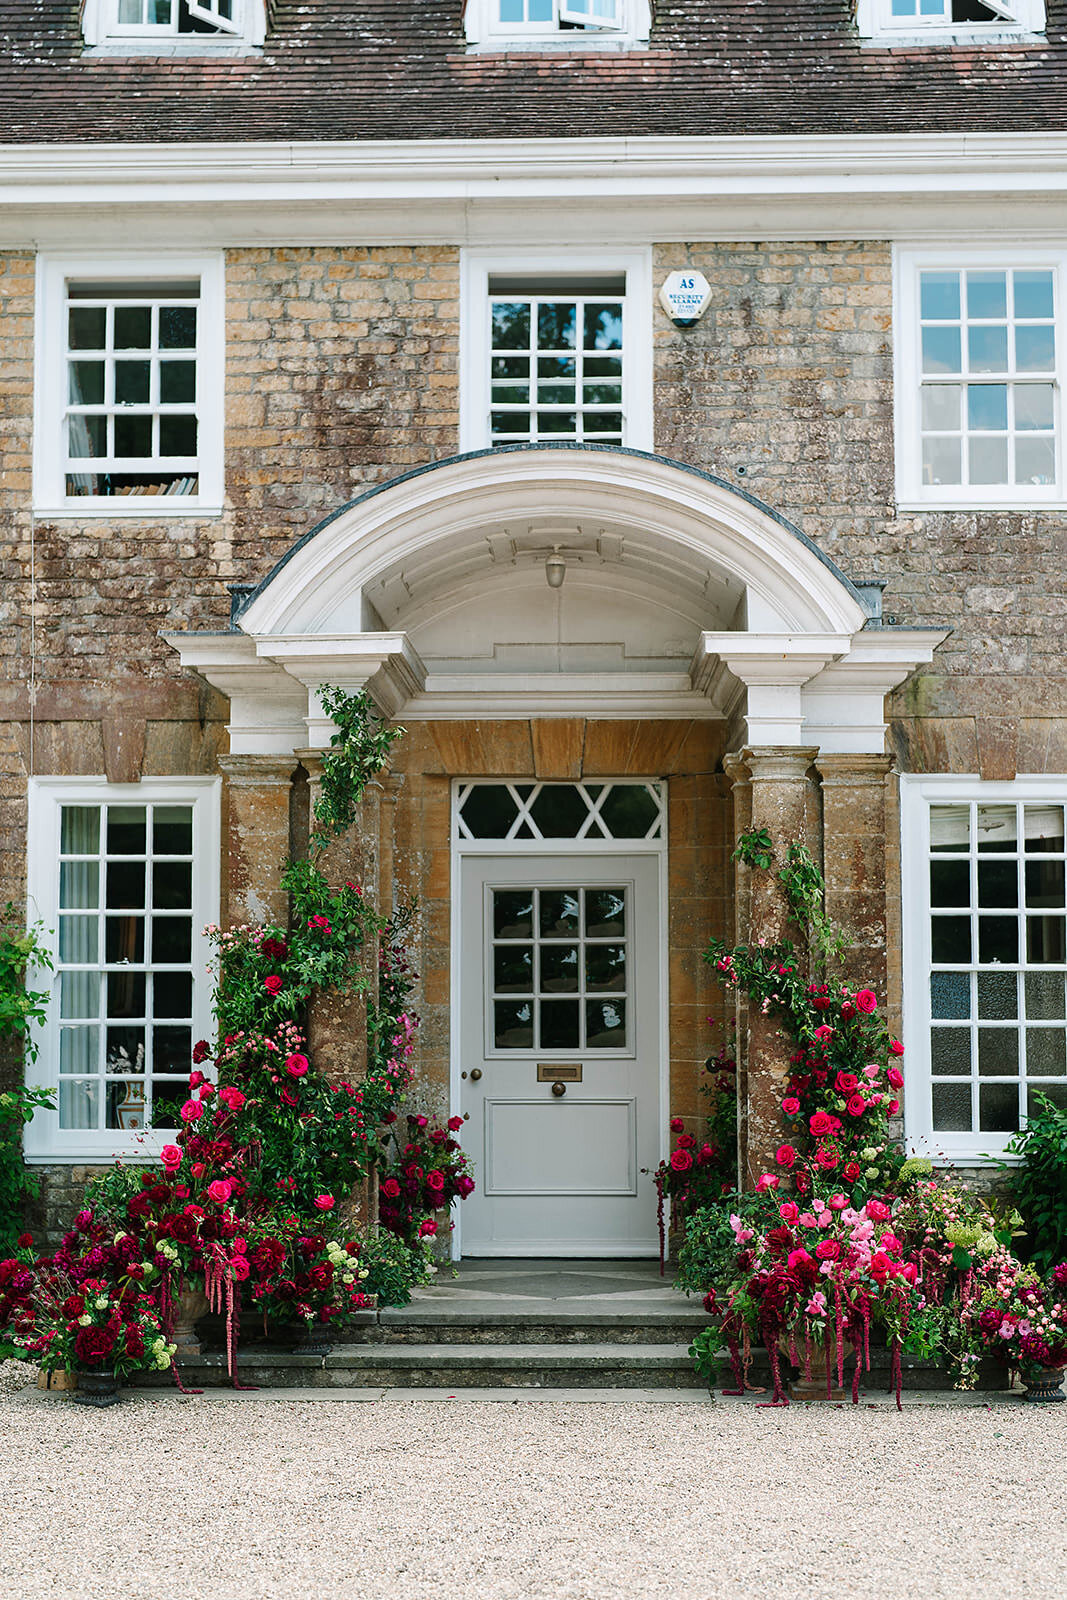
[
  {"x1": 33, "y1": 251, "x2": 225, "y2": 518},
  {"x1": 894, "y1": 246, "x2": 1067, "y2": 511},
  {"x1": 901, "y1": 773, "x2": 1067, "y2": 1164},
  {"x1": 81, "y1": 0, "x2": 265, "y2": 48},
  {"x1": 460, "y1": 247, "x2": 653, "y2": 454},
  {"x1": 24, "y1": 777, "x2": 220, "y2": 1163},
  {"x1": 857, "y1": 0, "x2": 1044, "y2": 44},
  {"x1": 464, "y1": 0, "x2": 651, "y2": 49}
]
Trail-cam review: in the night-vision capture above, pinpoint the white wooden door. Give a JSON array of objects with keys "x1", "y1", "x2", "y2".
[{"x1": 459, "y1": 853, "x2": 662, "y2": 1256}]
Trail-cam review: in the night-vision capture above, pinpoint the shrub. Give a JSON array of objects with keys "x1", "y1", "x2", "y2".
[{"x1": 1003, "y1": 1092, "x2": 1067, "y2": 1273}]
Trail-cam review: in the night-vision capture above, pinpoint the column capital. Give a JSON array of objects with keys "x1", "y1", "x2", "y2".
[
  {"x1": 722, "y1": 750, "x2": 751, "y2": 787},
  {"x1": 814, "y1": 752, "x2": 894, "y2": 787},
  {"x1": 216, "y1": 753, "x2": 297, "y2": 787},
  {"x1": 743, "y1": 745, "x2": 818, "y2": 784}
]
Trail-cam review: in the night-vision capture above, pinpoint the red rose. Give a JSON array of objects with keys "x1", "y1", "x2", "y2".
[
  {"x1": 815, "y1": 1240, "x2": 841, "y2": 1261},
  {"x1": 286, "y1": 1054, "x2": 309, "y2": 1078},
  {"x1": 809, "y1": 1111, "x2": 834, "y2": 1138},
  {"x1": 835, "y1": 1072, "x2": 859, "y2": 1095},
  {"x1": 447, "y1": 1116, "x2": 464, "y2": 1132},
  {"x1": 669, "y1": 1117, "x2": 685, "y2": 1133},
  {"x1": 842, "y1": 1161, "x2": 861, "y2": 1183},
  {"x1": 426, "y1": 1170, "x2": 446, "y2": 1192},
  {"x1": 888, "y1": 1099, "x2": 900, "y2": 1115},
  {"x1": 781, "y1": 1098, "x2": 801, "y2": 1116},
  {"x1": 794, "y1": 1169, "x2": 811, "y2": 1195},
  {"x1": 381, "y1": 1178, "x2": 401, "y2": 1198},
  {"x1": 889, "y1": 1040, "x2": 905, "y2": 1056},
  {"x1": 264, "y1": 975, "x2": 283, "y2": 995},
  {"x1": 775, "y1": 1144, "x2": 796, "y2": 1169},
  {"x1": 676, "y1": 1133, "x2": 696, "y2": 1150},
  {"x1": 261, "y1": 937, "x2": 288, "y2": 961},
  {"x1": 670, "y1": 1148, "x2": 694, "y2": 1173},
  {"x1": 815, "y1": 1146, "x2": 839, "y2": 1171},
  {"x1": 845, "y1": 1094, "x2": 867, "y2": 1118},
  {"x1": 887, "y1": 1067, "x2": 904, "y2": 1089},
  {"x1": 855, "y1": 990, "x2": 878, "y2": 1014}
]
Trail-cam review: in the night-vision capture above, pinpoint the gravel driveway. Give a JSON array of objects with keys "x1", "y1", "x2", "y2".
[{"x1": 1, "y1": 1361, "x2": 1064, "y2": 1600}]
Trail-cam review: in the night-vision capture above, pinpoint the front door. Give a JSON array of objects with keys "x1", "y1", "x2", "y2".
[{"x1": 459, "y1": 853, "x2": 662, "y2": 1255}]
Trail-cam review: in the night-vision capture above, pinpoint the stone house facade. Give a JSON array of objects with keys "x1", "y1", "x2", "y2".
[{"x1": 2, "y1": 1, "x2": 1066, "y2": 1252}]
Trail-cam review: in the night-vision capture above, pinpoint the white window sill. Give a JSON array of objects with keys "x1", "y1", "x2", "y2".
[
  {"x1": 896, "y1": 498, "x2": 1067, "y2": 513},
  {"x1": 34, "y1": 501, "x2": 223, "y2": 520},
  {"x1": 26, "y1": 1145, "x2": 177, "y2": 1165},
  {"x1": 82, "y1": 40, "x2": 261, "y2": 56},
  {"x1": 860, "y1": 28, "x2": 1044, "y2": 46},
  {"x1": 467, "y1": 35, "x2": 647, "y2": 51}
]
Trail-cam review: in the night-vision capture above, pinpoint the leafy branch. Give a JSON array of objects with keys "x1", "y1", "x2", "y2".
[
  {"x1": 310, "y1": 685, "x2": 405, "y2": 854},
  {"x1": 732, "y1": 827, "x2": 773, "y2": 871},
  {"x1": 0, "y1": 907, "x2": 54, "y2": 1063},
  {"x1": 777, "y1": 842, "x2": 851, "y2": 968}
]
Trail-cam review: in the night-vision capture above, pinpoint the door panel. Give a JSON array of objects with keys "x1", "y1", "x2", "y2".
[{"x1": 460, "y1": 852, "x2": 661, "y2": 1255}]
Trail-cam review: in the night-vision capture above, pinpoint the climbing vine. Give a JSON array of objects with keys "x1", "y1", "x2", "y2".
[{"x1": 310, "y1": 685, "x2": 405, "y2": 851}]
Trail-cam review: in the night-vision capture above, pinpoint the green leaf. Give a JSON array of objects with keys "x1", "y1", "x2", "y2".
[{"x1": 951, "y1": 1246, "x2": 974, "y2": 1272}]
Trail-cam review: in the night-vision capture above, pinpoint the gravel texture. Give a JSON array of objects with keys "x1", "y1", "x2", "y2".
[{"x1": 1, "y1": 1360, "x2": 1064, "y2": 1600}]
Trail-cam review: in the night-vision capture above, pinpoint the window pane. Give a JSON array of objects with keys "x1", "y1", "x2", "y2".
[
  {"x1": 105, "y1": 916, "x2": 144, "y2": 964},
  {"x1": 932, "y1": 1081, "x2": 972, "y2": 1131},
  {"x1": 60, "y1": 971, "x2": 99, "y2": 1019},
  {"x1": 159, "y1": 307, "x2": 197, "y2": 349},
  {"x1": 113, "y1": 413, "x2": 152, "y2": 459},
  {"x1": 1014, "y1": 270, "x2": 1054, "y2": 320},
  {"x1": 1027, "y1": 860, "x2": 1066, "y2": 909},
  {"x1": 114, "y1": 306, "x2": 151, "y2": 349},
  {"x1": 930, "y1": 805, "x2": 969, "y2": 851},
  {"x1": 107, "y1": 806, "x2": 146, "y2": 855},
  {"x1": 1026, "y1": 1028, "x2": 1067, "y2": 1077},
  {"x1": 931, "y1": 1028, "x2": 971, "y2": 1076},
  {"x1": 60, "y1": 1026, "x2": 99, "y2": 1075},
  {"x1": 69, "y1": 307, "x2": 106, "y2": 350},
  {"x1": 968, "y1": 325, "x2": 1008, "y2": 373},
  {"x1": 59, "y1": 1080, "x2": 99, "y2": 1130},
  {"x1": 1025, "y1": 971, "x2": 1067, "y2": 1020},
  {"x1": 583, "y1": 304, "x2": 623, "y2": 350},
  {"x1": 69, "y1": 415, "x2": 106, "y2": 458},
  {"x1": 106, "y1": 1025, "x2": 145, "y2": 1075},
  {"x1": 1015, "y1": 383, "x2": 1055, "y2": 430},
  {"x1": 1028, "y1": 1084, "x2": 1067, "y2": 1116},
  {"x1": 977, "y1": 970, "x2": 1017, "y2": 1019},
  {"x1": 154, "y1": 1026, "x2": 192, "y2": 1075},
  {"x1": 977, "y1": 859, "x2": 1017, "y2": 908},
  {"x1": 153, "y1": 806, "x2": 193, "y2": 855},
  {"x1": 151, "y1": 918, "x2": 191, "y2": 964},
  {"x1": 494, "y1": 1001, "x2": 533, "y2": 1049},
  {"x1": 159, "y1": 415, "x2": 197, "y2": 457},
  {"x1": 921, "y1": 325, "x2": 962, "y2": 375},
  {"x1": 978, "y1": 916, "x2": 1017, "y2": 963},
  {"x1": 1025, "y1": 806, "x2": 1065, "y2": 852},
  {"x1": 922, "y1": 436, "x2": 961, "y2": 484},
  {"x1": 153, "y1": 971, "x2": 192, "y2": 1018},
  {"x1": 930, "y1": 859, "x2": 969, "y2": 907},
  {"x1": 541, "y1": 945, "x2": 579, "y2": 993},
  {"x1": 921, "y1": 385, "x2": 961, "y2": 430},
  {"x1": 61, "y1": 806, "x2": 100, "y2": 854},
  {"x1": 586, "y1": 999, "x2": 626, "y2": 1048},
  {"x1": 107, "y1": 1079, "x2": 147, "y2": 1132},
  {"x1": 977, "y1": 805, "x2": 1017, "y2": 851},
  {"x1": 106, "y1": 859, "x2": 145, "y2": 910},
  {"x1": 159, "y1": 362, "x2": 196, "y2": 403},
  {"x1": 493, "y1": 890, "x2": 533, "y2": 939},
  {"x1": 107, "y1": 970, "x2": 146, "y2": 1021},
  {"x1": 599, "y1": 785, "x2": 659, "y2": 839},
  {"x1": 540, "y1": 1000, "x2": 579, "y2": 1049},
  {"x1": 1015, "y1": 324, "x2": 1055, "y2": 372},
  {"x1": 978, "y1": 1029, "x2": 1018, "y2": 1076},
  {"x1": 539, "y1": 891, "x2": 580, "y2": 937},
  {"x1": 1015, "y1": 436, "x2": 1056, "y2": 485},
  {"x1": 461, "y1": 786, "x2": 520, "y2": 839},
  {"x1": 492, "y1": 304, "x2": 530, "y2": 349},
  {"x1": 529, "y1": 785, "x2": 590, "y2": 838},
  {"x1": 920, "y1": 271, "x2": 960, "y2": 320},
  {"x1": 967, "y1": 384, "x2": 1007, "y2": 431},
  {"x1": 537, "y1": 303, "x2": 577, "y2": 350},
  {"x1": 60, "y1": 860, "x2": 99, "y2": 910},
  {"x1": 967, "y1": 271, "x2": 1007, "y2": 320},
  {"x1": 494, "y1": 945, "x2": 533, "y2": 993},
  {"x1": 980, "y1": 1082, "x2": 1020, "y2": 1132},
  {"x1": 932, "y1": 916, "x2": 971, "y2": 962},
  {"x1": 69, "y1": 361, "x2": 105, "y2": 405},
  {"x1": 1028, "y1": 917, "x2": 1066, "y2": 963},
  {"x1": 931, "y1": 971, "x2": 970, "y2": 1019},
  {"x1": 59, "y1": 916, "x2": 98, "y2": 964},
  {"x1": 969, "y1": 436, "x2": 1008, "y2": 484},
  {"x1": 115, "y1": 360, "x2": 150, "y2": 404},
  {"x1": 152, "y1": 860, "x2": 192, "y2": 909}
]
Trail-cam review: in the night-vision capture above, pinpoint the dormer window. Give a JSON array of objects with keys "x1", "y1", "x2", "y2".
[
  {"x1": 81, "y1": 0, "x2": 266, "y2": 50},
  {"x1": 856, "y1": 0, "x2": 1044, "y2": 40},
  {"x1": 465, "y1": 0, "x2": 651, "y2": 49}
]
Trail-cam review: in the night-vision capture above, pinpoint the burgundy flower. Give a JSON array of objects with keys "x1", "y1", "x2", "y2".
[
  {"x1": 74, "y1": 1326, "x2": 115, "y2": 1366},
  {"x1": 670, "y1": 1148, "x2": 694, "y2": 1173},
  {"x1": 261, "y1": 937, "x2": 288, "y2": 961},
  {"x1": 264, "y1": 975, "x2": 283, "y2": 995},
  {"x1": 192, "y1": 1039, "x2": 211, "y2": 1065}
]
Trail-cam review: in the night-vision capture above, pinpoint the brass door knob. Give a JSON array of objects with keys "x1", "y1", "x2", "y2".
[
  {"x1": 470, "y1": 1068, "x2": 482, "y2": 1081},
  {"x1": 551, "y1": 1080, "x2": 567, "y2": 1097}
]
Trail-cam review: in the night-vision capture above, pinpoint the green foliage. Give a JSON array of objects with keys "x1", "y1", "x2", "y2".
[
  {"x1": 1002, "y1": 1092, "x2": 1067, "y2": 1272},
  {"x1": 675, "y1": 1198, "x2": 751, "y2": 1298},
  {"x1": 688, "y1": 1325, "x2": 727, "y2": 1394},
  {"x1": 0, "y1": 1085, "x2": 56, "y2": 1253},
  {"x1": 0, "y1": 907, "x2": 53, "y2": 1061},
  {"x1": 357, "y1": 1225, "x2": 430, "y2": 1308},
  {"x1": 778, "y1": 842, "x2": 851, "y2": 967},
  {"x1": 732, "y1": 826, "x2": 773, "y2": 871},
  {"x1": 311, "y1": 686, "x2": 405, "y2": 852}
]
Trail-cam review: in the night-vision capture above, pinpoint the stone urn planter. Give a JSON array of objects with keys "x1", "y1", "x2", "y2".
[
  {"x1": 72, "y1": 1367, "x2": 122, "y2": 1408},
  {"x1": 292, "y1": 1322, "x2": 333, "y2": 1357},
  {"x1": 1022, "y1": 1365, "x2": 1066, "y2": 1403},
  {"x1": 172, "y1": 1287, "x2": 211, "y2": 1361}
]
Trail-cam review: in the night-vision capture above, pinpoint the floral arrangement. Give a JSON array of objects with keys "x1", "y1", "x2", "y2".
[
  {"x1": 248, "y1": 1225, "x2": 372, "y2": 1331},
  {"x1": 0, "y1": 1222, "x2": 174, "y2": 1377},
  {"x1": 377, "y1": 1111, "x2": 476, "y2": 1251},
  {"x1": 648, "y1": 1038, "x2": 737, "y2": 1270},
  {"x1": 686, "y1": 830, "x2": 1057, "y2": 1405}
]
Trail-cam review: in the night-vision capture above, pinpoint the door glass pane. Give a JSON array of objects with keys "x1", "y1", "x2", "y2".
[
  {"x1": 539, "y1": 891, "x2": 580, "y2": 936},
  {"x1": 586, "y1": 944, "x2": 626, "y2": 992},
  {"x1": 462, "y1": 786, "x2": 520, "y2": 839},
  {"x1": 541, "y1": 946, "x2": 579, "y2": 993},
  {"x1": 540, "y1": 1000, "x2": 579, "y2": 1049},
  {"x1": 586, "y1": 999, "x2": 626, "y2": 1048},
  {"x1": 494, "y1": 945, "x2": 533, "y2": 993},
  {"x1": 494, "y1": 890, "x2": 533, "y2": 939},
  {"x1": 494, "y1": 1001, "x2": 533, "y2": 1049},
  {"x1": 585, "y1": 889, "x2": 625, "y2": 937}
]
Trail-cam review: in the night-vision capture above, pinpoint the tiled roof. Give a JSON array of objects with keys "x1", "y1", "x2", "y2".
[{"x1": 1, "y1": 2, "x2": 1065, "y2": 142}]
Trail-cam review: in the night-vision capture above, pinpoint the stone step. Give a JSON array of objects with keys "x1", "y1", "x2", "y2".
[
  {"x1": 364, "y1": 1311, "x2": 709, "y2": 1346},
  {"x1": 148, "y1": 1341, "x2": 706, "y2": 1390}
]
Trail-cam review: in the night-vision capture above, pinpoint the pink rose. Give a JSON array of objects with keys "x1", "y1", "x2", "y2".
[
  {"x1": 381, "y1": 1178, "x2": 401, "y2": 1199},
  {"x1": 797, "y1": 1212, "x2": 818, "y2": 1229},
  {"x1": 180, "y1": 1100, "x2": 204, "y2": 1122},
  {"x1": 781, "y1": 1097, "x2": 801, "y2": 1116},
  {"x1": 888, "y1": 1099, "x2": 900, "y2": 1115},
  {"x1": 866, "y1": 1198, "x2": 892, "y2": 1222},
  {"x1": 809, "y1": 1111, "x2": 834, "y2": 1138},
  {"x1": 419, "y1": 1219, "x2": 437, "y2": 1237},
  {"x1": 814, "y1": 1025, "x2": 834, "y2": 1041},
  {"x1": 778, "y1": 1201, "x2": 799, "y2": 1223},
  {"x1": 426, "y1": 1170, "x2": 446, "y2": 1192},
  {"x1": 775, "y1": 1144, "x2": 796, "y2": 1169},
  {"x1": 160, "y1": 1144, "x2": 182, "y2": 1170},
  {"x1": 835, "y1": 1072, "x2": 859, "y2": 1095},
  {"x1": 264, "y1": 975, "x2": 283, "y2": 995},
  {"x1": 887, "y1": 1066, "x2": 904, "y2": 1089},
  {"x1": 230, "y1": 1255, "x2": 250, "y2": 1282},
  {"x1": 855, "y1": 990, "x2": 878, "y2": 1014},
  {"x1": 828, "y1": 1193, "x2": 849, "y2": 1211},
  {"x1": 219, "y1": 1086, "x2": 246, "y2": 1111},
  {"x1": 815, "y1": 1240, "x2": 841, "y2": 1261},
  {"x1": 207, "y1": 1179, "x2": 234, "y2": 1204},
  {"x1": 845, "y1": 1094, "x2": 867, "y2": 1118},
  {"x1": 313, "y1": 1195, "x2": 335, "y2": 1211},
  {"x1": 756, "y1": 1173, "x2": 780, "y2": 1192},
  {"x1": 286, "y1": 1054, "x2": 309, "y2": 1078}
]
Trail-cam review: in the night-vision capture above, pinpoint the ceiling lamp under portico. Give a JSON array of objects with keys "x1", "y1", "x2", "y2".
[{"x1": 165, "y1": 445, "x2": 947, "y2": 758}]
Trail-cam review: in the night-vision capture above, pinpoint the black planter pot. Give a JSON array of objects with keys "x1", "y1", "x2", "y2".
[
  {"x1": 1022, "y1": 1366, "x2": 1066, "y2": 1403},
  {"x1": 292, "y1": 1326, "x2": 333, "y2": 1357},
  {"x1": 72, "y1": 1367, "x2": 123, "y2": 1407}
]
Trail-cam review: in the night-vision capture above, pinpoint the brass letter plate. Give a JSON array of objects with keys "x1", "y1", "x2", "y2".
[{"x1": 538, "y1": 1063, "x2": 582, "y2": 1083}]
